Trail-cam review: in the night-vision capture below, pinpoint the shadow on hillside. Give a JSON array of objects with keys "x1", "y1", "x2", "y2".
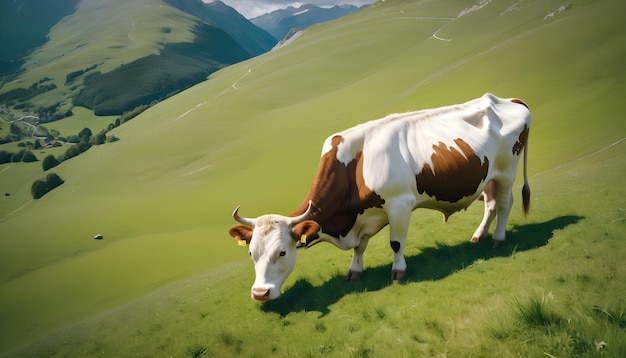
[{"x1": 261, "y1": 215, "x2": 584, "y2": 317}]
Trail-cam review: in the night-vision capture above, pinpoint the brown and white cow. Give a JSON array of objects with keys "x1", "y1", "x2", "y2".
[{"x1": 229, "y1": 93, "x2": 531, "y2": 300}]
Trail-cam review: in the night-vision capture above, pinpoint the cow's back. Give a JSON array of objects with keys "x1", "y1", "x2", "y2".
[{"x1": 324, "y1": 93, "x2": 530, "y2": 211}]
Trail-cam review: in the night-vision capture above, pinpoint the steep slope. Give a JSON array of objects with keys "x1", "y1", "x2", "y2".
[
  {"x1": 1, "y1": 0, "x2": 625, "y2": 354},
  {"x1": 72, "y1": 22, "x2": 251, "y2": 115},
  {"x1": 251, "y1": 3, "x2": 362, "y2": 40}
]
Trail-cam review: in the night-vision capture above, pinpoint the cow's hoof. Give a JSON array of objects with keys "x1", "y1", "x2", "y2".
[
  {"x1": 491, "y1": 240, "x2": 504, "y2": 249},
  {"x1": 470, "y1": 236, "x2": 480, "y2": 243},
  {"x1": 346, "y1": 270, "x2": 362, "y2": 281},
  {"x1": 391, "y1": 269, "x2": 406, "y2": 281}
]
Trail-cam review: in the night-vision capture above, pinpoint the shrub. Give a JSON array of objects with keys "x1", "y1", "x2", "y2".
[
  {"x1": 42, "y1": 154, "x2": 60, "y2": 171},
  {"x1": 513, "y1": 296, "x2": 563, "y2": 328},
  {"x1": 107, "y1": 135, "x2": 120, "y2": 143},
  {"x1": 120, "y1": 105, "x2": 150, "y2": 123}
]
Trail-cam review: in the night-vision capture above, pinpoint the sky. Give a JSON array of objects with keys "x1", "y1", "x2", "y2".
[{"x1": 208, "y1": 0, "x2": 377, "y2": 19}]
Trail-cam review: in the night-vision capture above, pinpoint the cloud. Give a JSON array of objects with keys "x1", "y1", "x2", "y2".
[{"x1": 210, "y1": 0, "x2": 376, "y2": 19}]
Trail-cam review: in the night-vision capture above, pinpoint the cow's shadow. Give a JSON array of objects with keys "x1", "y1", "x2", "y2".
[{"x1": 261, "y1": 215, "x2": 584, "y2": 317}]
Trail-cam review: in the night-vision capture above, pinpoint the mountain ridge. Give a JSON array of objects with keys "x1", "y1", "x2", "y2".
[
  {"x1": 251, "y1": 3, "x2": 362, "y2": 41},
  {"x1": 164, "y1": 0, "x2": 276, "y2": 55}
]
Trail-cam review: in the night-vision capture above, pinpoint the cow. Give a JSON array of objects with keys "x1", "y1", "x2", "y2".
[{"x1": 229, "y1": 93, "x2": 531, "y2": 300}]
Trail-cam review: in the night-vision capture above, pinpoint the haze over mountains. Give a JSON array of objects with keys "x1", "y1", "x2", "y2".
[{"x1": 251, "y1": 4, "x2": 363, "y2": 41}]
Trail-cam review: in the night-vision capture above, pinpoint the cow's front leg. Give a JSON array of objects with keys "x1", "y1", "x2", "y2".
[
  {"x1": 387, "y1": 198, "x2": 414, "y2": 280},
  {"x1": 347, "y1": 235, "x2": 369, "y2": 281}
]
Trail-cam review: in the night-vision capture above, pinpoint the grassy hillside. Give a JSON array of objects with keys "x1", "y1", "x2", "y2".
[{"x1": 1, "y1": 0, "x2": 625, "y2": 355}]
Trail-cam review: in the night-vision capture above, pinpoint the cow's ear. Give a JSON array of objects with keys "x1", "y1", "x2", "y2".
[
  {"x1": 229, "y1": 225, "x2": 253, "y2": 245},
  {"x1": 291, "y1": 220, "x2": 320, "y2": 246}
]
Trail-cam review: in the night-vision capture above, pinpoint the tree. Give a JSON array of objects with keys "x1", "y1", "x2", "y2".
[
  {"x1": 92, "y1": 130, "x2": 106, "y2": 145},
  {"x1": 10, "y1": 122, "x2": 21, "y2": 135},
  {"x1": 10, "y1": 150, "x2": 25, "y2": 162},
  {"x1": 62, "y1": 145, "x2": 81, "y2": 160},
  {"x1": 45, "y1": 173, "x2": 64, "y2": 189},
  {"x1": 0, "y1": 151, "x2": 10, "y2": 164},
  {"x1": 77, "y1": 142, "x2": 91, "y2": 153},
  {"x1": 31, "y1": 179, "x2": 47, "y2": 199},
  {"x1": 79, "y1": 127, "x2": 92, "y2": 142},
  {"x1": 42, "y1": 154, "x2": 60, "y2": 171},
  {"x1": 31, "y1": 173, "x2": 64, "y2": 199},
  {"x1": 21, "y1": 150, "x2": 38, "y2": 162}
]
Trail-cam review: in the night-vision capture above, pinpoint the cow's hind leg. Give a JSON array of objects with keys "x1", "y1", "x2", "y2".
[
  {"x1": 492, "y1": 179, "x2": 514, "y2": 248},
  {"x1": 471, "y1": 180, "x2": 497, "y2": 243},
  {"x1": 387, "y1": 196, "x2": 415, "y2": 280}
]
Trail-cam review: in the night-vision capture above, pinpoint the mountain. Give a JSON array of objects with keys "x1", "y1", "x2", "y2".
[
  {"x1": 0, "y1": 0, "x2": 276, "y2": 116},
  {"x1": 0, "y1": 0, "x2": 80, "y2": 77},
  {"x1": 164, "y1": 0, "x2": 276, "y2": 56},
  {"x1": 251, "y1": 4, "x2": 362, "y2": 41}
]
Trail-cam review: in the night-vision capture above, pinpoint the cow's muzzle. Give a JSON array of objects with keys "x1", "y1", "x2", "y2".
[{"x1": 252, "y1": 287, "x2": 272, "y2": 301}]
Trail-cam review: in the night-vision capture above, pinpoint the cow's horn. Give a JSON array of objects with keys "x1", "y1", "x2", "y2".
[
  {"x1": 233, "y1": 206, "x2": 256, "y2": 227},
  {"x1": 289, "y1": 200, "x2": 313, "y2": 225}
]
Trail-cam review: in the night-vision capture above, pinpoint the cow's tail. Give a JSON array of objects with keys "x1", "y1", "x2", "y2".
[{"x1": 521, "y1": 134, "x2": 531, "y2": 215}]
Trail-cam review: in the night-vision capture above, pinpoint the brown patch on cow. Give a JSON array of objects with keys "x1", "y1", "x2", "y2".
[
  {"x1": 416, "y1": 138, "x2": 489, "y2": 203},
  {"x1": 512, "y1": 125, "x2": 529, "y2": 155},
  {"x1": 511, "y1": 98, "x2": 529, "y2": 109},
  {"x1": 290, "y1": 135, "x2": 385, "y2": 239}
]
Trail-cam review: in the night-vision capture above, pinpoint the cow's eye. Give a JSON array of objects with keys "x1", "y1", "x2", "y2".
[
  {"x1": 279, "y1": 251, "x2": 286, "y2": 257},
  {"x1": 248, "y1": 251, "x2": 252, "y2": 257}
]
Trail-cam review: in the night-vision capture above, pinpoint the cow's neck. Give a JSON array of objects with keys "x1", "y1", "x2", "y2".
[{"x1": 290, "y1": 135, "x2": 384, "y2": 240}]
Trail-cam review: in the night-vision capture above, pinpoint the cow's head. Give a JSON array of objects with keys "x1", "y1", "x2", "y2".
[{"x1": 228, "y1": 201, "x2": 320, "y2": 300}]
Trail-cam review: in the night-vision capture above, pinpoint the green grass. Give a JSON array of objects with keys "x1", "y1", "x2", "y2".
[
  {"x1": 3, "y1": 141, "x2": 624, "y2": 356},
  {"x1": 1, "y1": 0, "x2": 626, "y2": 356},
  {"x1": 42, "y1": 106, "x2": 117, "y2": 138}
]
